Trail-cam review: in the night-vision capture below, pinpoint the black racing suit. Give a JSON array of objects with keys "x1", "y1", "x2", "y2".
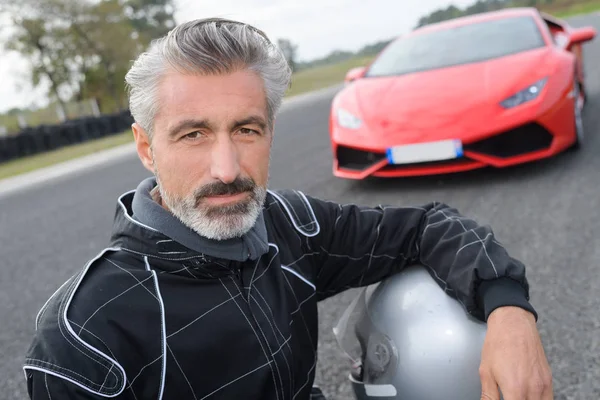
[{"x1": 24, "y1": 187, "x2": 536, "y2": 399}]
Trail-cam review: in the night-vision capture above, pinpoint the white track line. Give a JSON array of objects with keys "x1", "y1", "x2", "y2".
[{"x1": 0, "y1": 142, "x2": 137, "y2": 199}]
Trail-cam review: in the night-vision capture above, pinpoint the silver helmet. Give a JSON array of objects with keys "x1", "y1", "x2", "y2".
[{"x1": 333, "y1": 264, "x2": 489, "y2": 400}]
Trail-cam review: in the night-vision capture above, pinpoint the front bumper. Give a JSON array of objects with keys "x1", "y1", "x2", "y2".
[{"x1": 332, "y1": 122, "x2": 561, "y2": 179}]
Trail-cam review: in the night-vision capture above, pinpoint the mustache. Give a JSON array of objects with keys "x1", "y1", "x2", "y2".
[{"x1": 194, "y1": 177, "x2": 257, "y2": 202}]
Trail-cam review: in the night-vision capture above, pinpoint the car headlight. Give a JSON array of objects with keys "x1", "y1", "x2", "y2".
[
  {"x1": 500, "y1": 77, "x2": 548, "y2": 109},
  {"x1": 337, "y1": 108, "x2": 362, "y2": 130}
]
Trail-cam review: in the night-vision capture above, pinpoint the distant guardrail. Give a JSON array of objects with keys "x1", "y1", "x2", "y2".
[{"x1": 0, "y1": 110, "x2": 134, "y2": 165}]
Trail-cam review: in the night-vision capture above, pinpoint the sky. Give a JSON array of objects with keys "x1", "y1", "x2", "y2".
[{"x1": 0, "y1": 0, "x2": 475, "y2": 113}]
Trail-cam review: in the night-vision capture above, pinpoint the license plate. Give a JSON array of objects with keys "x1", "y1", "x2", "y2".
[{"x1": 386, "y1": 139, "x2": 463, "y2": 165}]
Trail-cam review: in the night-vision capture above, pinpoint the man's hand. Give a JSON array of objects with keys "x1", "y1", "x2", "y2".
[{"x1": 479, "y1": 306, "x2": 553, "y2": 400}]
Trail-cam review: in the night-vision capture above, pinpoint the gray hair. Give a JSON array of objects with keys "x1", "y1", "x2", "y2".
[{"x1": 125, "y1": 18, "x2": 292, "y2": 137}]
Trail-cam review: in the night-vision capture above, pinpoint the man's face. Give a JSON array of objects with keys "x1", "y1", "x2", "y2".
[{"x1": 132, "y1": 69, "x2": 272, "y2": 240}]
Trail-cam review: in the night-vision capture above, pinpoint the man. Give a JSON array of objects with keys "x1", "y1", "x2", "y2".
[{"x1": 24, "y1": 18, "x2": 552, "y2": 399}]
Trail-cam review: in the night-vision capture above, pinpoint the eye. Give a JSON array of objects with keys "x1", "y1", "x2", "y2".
[
  {"x1": 183, "y1": 131, "x2": 204, "y2": 140},
  {"x1": 238, "y1": 127, "x2": 260, "y2": 136}
]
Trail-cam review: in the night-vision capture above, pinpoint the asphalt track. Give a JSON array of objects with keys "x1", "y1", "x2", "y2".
[{"x1": 1, "y1": 13, "x2": 599, "y2": 400}]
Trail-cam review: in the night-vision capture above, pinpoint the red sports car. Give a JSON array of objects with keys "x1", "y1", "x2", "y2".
[{"x1": 329, "y1": 7, "x2": 596, "y2": 179}]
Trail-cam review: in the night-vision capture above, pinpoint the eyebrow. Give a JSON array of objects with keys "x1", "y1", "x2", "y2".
[
  {"x1": 167, "y1": 119, "x2": 211, "y2": 139},
  {"x1": 232, "y1": 116, "x2": 267, "y2": 132},
  {"x1": 167, "y1": 115, "x2": 268, "y2": 139}
]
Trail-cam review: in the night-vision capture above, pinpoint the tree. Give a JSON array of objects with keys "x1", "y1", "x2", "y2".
[
  {"x1": 412, "y1": 0, "x2": 569, "y2": 28},
  {"x1": 124, "y1": 0, "x2": 176, "y2": 45},
  {"x1": 3, "y1": 17, "x2": 74, "y2": 112},
  {"x1": 68, "y1": 0, "x2": 140, "y2": 110},
  {"x1": 416, "y1": 5, "x2": 463, "y2": 28},
  {"x1": 357, "y1": 40, "x2": 393, "y2": 57},
  {"x1": 277, "y1": 38, "x2": 298, "y2": 71},
  {"x1": 0, "y1": 0, "x2": 177, "y2": 114}
]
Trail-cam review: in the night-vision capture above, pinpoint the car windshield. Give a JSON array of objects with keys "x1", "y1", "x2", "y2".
[{"x1": 366, "y1": 15, "x2": 546, "y2": 77}]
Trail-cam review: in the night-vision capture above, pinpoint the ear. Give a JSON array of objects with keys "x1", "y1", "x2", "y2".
[{"x1": 132, "y1": 122, "x2": 154, "y2": 173}]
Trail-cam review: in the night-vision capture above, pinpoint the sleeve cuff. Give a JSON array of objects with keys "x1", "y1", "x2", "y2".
[{"x1": 477, "y1": 277, "x2": 538, "y2": 322}]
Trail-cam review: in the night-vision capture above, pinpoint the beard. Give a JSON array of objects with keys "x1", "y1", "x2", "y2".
[{"x1": 154, "y1": 170, "x2": 267, "y2": 241}]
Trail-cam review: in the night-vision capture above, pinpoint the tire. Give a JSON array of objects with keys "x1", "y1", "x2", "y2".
[{"x1": 572, "y1": 80, "x2": 585, "y2": 150}]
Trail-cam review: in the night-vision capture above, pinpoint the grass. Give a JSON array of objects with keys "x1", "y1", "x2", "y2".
[
  {"x1": 0, "y1": 130, "x2": 133, "y2": 180},
  {"x1": 285, "y1": 55, "x2": 376, "y2": 97},
  {"x1": 544, "y1": 0, "x2": 600, "y2": 18}
]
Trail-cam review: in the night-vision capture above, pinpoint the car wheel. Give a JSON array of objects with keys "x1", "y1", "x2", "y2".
[{"x1": 572, "y1": 80, "x2": 585, "y2": 150}]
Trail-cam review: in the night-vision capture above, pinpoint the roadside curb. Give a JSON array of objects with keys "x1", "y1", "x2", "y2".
[{"x1": 0, "y1": 142, "x2": 137, "y2": 199}]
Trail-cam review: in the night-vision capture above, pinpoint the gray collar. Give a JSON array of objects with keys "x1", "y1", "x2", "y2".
[{"x1": 130, "y1": 177, "x2": 269, "y2": 262}]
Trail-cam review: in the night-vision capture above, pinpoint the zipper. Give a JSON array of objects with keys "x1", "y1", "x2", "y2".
[{"x1": 232, "y1": 262, "x2": 284, "y2": 398}]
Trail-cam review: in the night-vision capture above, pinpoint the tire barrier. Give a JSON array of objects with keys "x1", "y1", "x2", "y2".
[{"x1": 0, "y1": 110, "x2": 134, "y2": 164}]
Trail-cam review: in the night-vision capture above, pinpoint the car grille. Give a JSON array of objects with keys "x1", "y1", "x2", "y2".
[
  {"x1": 336, "y1": 146, "x2": 387, "y2": 170},
  {"x1": 463, "y1": 123, "x2": 553, "y2": 158}
]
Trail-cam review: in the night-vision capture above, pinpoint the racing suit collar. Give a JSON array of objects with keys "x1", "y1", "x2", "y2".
[{"x1": 109, "y1": 177, "x2": 269, "y2": 262}]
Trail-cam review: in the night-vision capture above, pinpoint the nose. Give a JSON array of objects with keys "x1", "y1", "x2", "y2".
[{"x1": 210, "y1": 136, "x2": 240, "y2": 184}]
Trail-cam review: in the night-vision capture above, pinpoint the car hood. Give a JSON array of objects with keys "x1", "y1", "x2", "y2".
[{"x1": 343, "y1": 48, "x2": 551, "y2": 143}]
